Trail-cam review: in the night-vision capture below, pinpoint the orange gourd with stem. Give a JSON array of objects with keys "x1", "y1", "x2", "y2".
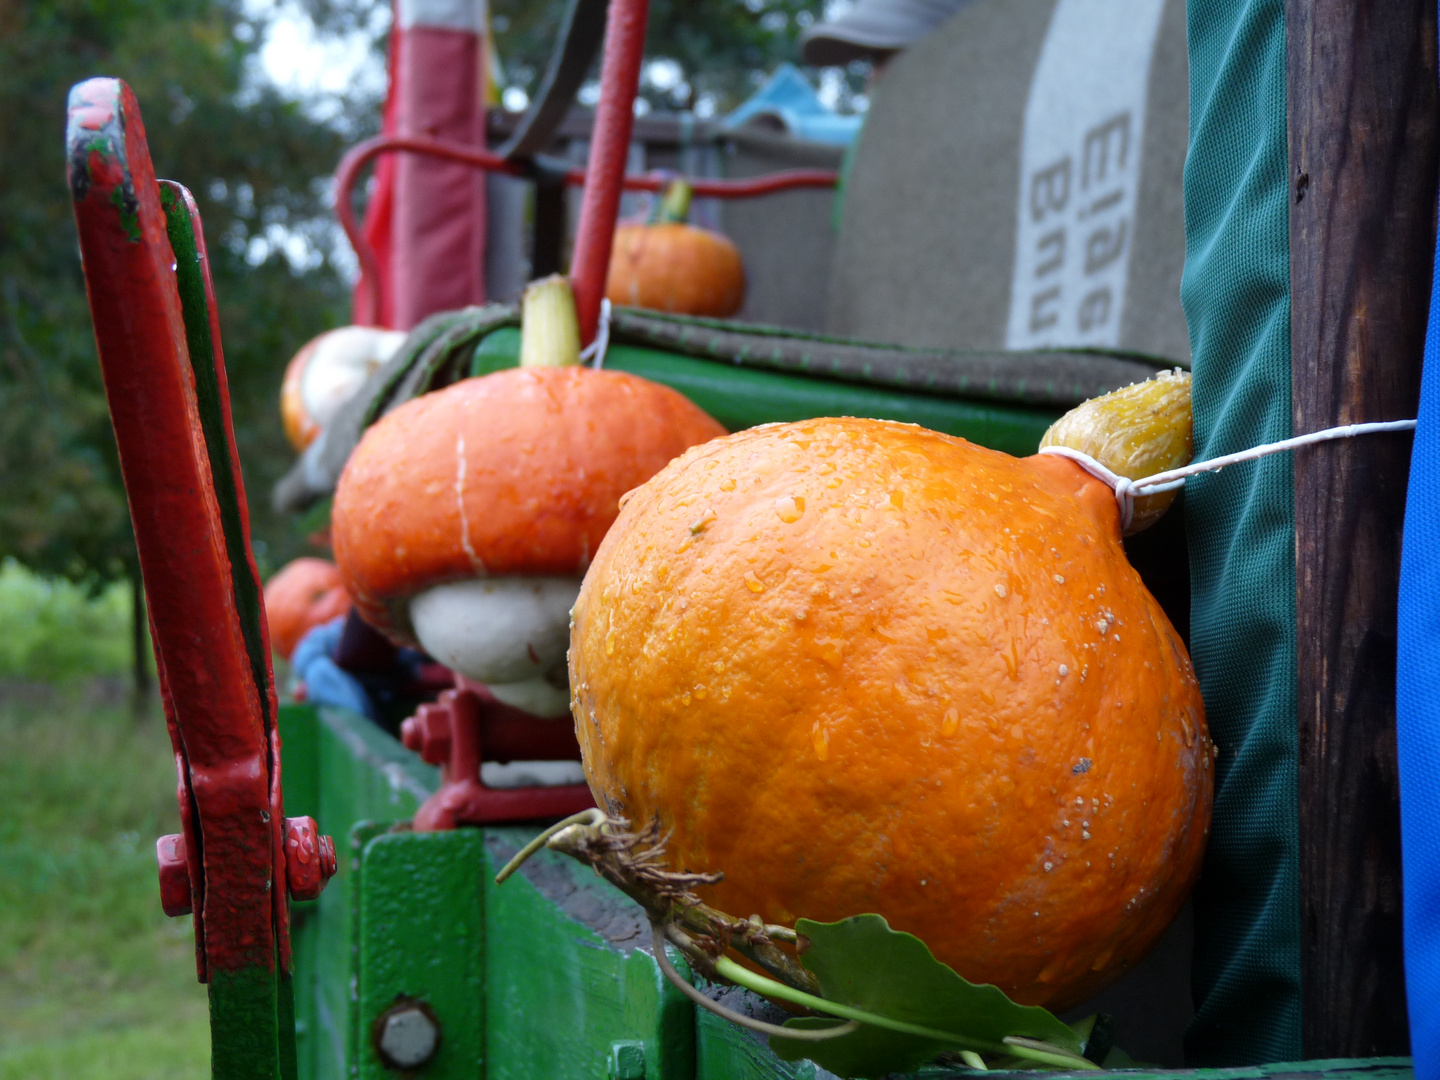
[
  {"x1": 569, "y1": 371, "x2": 1211, "y2": 1011},
  {"x1": 606, "y1": 179, "x2": 745, "y2": 317}
]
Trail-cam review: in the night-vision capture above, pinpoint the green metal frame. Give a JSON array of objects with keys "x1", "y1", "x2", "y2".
[{"x1": 279, "y1": 703, "x2": 1414, "y2": 1080}]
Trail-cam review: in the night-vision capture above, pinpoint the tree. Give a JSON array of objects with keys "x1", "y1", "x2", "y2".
[
  {"x1": 488, "y1": 0, "x2": 868, "y2": 115},
  {"x1": 0, "y1": 0, "x2": 358, "y2": 705}
]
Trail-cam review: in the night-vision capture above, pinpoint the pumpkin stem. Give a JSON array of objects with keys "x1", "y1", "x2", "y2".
[
  {"x1": 1039, "y1": 369, "x2": 1193, "y2": 535},
  {"x1": 655, "y1": 178, "x2": 694, "y2": 225},
  {"x1": 520, "y1": 274, "x2": 583, "y2": 368}
]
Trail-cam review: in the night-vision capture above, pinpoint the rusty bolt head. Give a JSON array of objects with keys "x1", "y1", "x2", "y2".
[
  {"x1": 156, "y1": 833, "x2": 192, "y2": 917},
  {"x1": 402, "y1": 702, "x2": 452, "y2": 765},
  {"x1": 284, "y1": 816, "x2": 337, "y2": 902},
  {"x1": 374, "y1": 1000, "x2": 441, "y2": 1071}
]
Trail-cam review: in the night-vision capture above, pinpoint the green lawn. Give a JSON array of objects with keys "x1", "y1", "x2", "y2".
[{"x1": 0, "y1": 566, "x2": 210, "y2": 1078}]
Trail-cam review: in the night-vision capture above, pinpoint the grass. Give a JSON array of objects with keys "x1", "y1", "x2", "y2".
[{"x1": 0, "y1": 564, "x2": 209, "y2": 1078}]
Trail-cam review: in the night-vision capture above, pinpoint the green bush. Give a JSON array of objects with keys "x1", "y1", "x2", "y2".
[{"x1": 0, "y1": 562, "x2": 143, "y2": 683}]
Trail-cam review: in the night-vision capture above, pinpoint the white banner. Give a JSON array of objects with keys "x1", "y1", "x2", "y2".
[
  {"x1": 1005, "y1": 0, "x2": 1166, "y2": 350},
  {"x1": 397, "y1": 0, "x2": 485, "y2": 32}
]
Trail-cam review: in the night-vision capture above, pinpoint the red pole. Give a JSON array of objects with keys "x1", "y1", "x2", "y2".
[{"x1": 568, "y1": 0, "x2": 650, "y2": 345}]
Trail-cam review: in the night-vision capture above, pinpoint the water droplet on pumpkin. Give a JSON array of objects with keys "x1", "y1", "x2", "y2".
[
  {"x1": 604, "y1": 630, "x2": 616, "y2": 657},
  {"x1": 994, "y1": 583, "x2": 1008, "y2": 598},
  {"x1": 744, "y1": 571, "x2": 765, "y2": 593},
  {"x1": 811, "y1": 725, "x2": 830, "y2": 761},
  {"x1": 1054, "y1": 574, "x2": 1066, "y2": 584},
  {"x1": 719, "y1": 477, "x2": 736, "y2": 491},
  {"x1": 774, "y1": 495, "x2": 805, "y2": 523},
  {"x1": 942, "y1": 707, "x2": 959, "y2": 737}
]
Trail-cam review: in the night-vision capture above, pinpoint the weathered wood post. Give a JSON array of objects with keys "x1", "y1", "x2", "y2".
[{"x1": 1288, "y1": 0, "x2": 1438, "y2": 1056}]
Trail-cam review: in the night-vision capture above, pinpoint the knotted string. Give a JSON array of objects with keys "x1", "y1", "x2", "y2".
[
  {"x1": 1038, "y1": 419, "x2": 1418, "y2": 533},
  {"x1": 580, "y1": 298, "x2": 613, "y2": 370}
]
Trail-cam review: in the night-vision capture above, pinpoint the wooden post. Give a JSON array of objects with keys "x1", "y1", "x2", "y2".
[{"x1": 1288, "y1": 0, "x2": 1437, "y2": 1056}]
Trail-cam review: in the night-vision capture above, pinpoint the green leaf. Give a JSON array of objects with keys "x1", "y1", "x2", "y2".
[{"x1": 768, "y1": 914, "x2": 1084, "y2": 1079}]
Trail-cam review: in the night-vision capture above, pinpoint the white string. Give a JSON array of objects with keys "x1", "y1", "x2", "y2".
[
  {"x1": 580, "y1": 298, "x2": 612, "y2": 370},
  {"x1": 1038, "y1": 419, "x2": 1418, "y2": 532}
]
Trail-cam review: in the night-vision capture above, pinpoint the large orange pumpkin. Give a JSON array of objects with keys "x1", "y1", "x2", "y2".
[
  {"x1": 263, "y1": 557, "x2": 351, "y2": 659},
  {"x1": 570, "y1": 416, "x2": 1212, "y2": 1010},
  {"x1": 606, "y1": 180, "x2": 745, "y2": 317}
]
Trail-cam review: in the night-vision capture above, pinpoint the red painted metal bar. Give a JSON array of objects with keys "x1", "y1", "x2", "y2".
[
  {"x1": 568, "y1": 0, "x2": 651, "y2": 344},
  {"x1": 67, "y1": 77, "x2": 334, "y2": 1075},
  {"x1": 336, "y1": 134, "x2": 838, "y2": 325},
  {"x1": 68, "y1": 77, "x2": 277, "y2": 982}
]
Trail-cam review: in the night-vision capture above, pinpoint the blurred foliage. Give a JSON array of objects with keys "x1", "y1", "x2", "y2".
[
  {"x1": 0, "y1": 688, "x2": 208, "y2": 1078},
  {"x1": 0, "y1": 0, "x2": 356, "y2": 622},
  {"x1": 0, "y1": 560, "x2": 149, "y2": 684},
  {"x1": 300, "y1": 0, "x2": 867, "y2": 117},
  {"x1": 488, "y1": 0, "x2": 864, "y2": 114}
]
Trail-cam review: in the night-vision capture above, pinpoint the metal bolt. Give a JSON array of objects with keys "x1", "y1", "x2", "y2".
[
  {"x1": 608, "y1": 1040, "x2": 645, "y2": 1080},
  {"x1": 401, "y1": 702, "x2": 452, "y2": 765},
  {"x1": 156, "y1": 833, "x2": 192, "y2": 917},
  {"x1": 284, "y1": 816, "x2": 338, "y2": 902},
  {"x1": 374, "y1": 1000, "x2": 441, "y2": 1071}
]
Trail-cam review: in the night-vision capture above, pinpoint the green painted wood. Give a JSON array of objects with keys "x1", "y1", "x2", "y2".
[
  {"x1": 481, "y1": 828, "x2": 695, "y2": 1080},
  {"x1": 287, "y1": 706, "x2": 438, "y2": 1080},
  {"x1": 472, "y1": 328, "x2": 1059, "y2": 457},
  {"x1": 354, "y1": 830, "x2": 486, "y2": 1079},
  {"x1": 697, "y1": 1009, "x2": 821, "y2": 1080},
  {"x1": 279, "y1": 705, "x2": 322, "y2": 1079}
]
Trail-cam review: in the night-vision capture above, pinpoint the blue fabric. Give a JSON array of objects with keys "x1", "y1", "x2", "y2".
[
  {"x1": 291, "y1": 616, "x2": 376, "y2": 720},
  {"x1": 1180, "y1": 0, "x2": 1303, "y2": 1063},
  {"x1": 724, "y1": 63, "x2": 863, "y2": 146},
  {"x1": 1396, "y1": 33, "x2": 1440, "y2": 1067}
]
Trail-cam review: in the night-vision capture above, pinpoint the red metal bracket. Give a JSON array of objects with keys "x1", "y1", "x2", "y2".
[
  {"x1": 66, "y1": 79, "x2": 333, "y2": 1068},
  {"x1": 401, "y1": 676, "x2": 594, "y2": 831}
]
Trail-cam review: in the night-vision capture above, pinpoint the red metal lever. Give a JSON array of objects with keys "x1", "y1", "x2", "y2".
[{"x1": 67, "y1": 76, "x2": 332, "y2": 1076}]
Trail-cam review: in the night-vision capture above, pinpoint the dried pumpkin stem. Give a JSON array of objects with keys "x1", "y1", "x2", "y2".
[
  {"x1": 493, "y1": 808, "x2": 606, "y2": 884},
  {"x1": 520, "y1": 274, "x2": 583, "y2": 369}
]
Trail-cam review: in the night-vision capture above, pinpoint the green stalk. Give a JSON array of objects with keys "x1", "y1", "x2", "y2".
[
  {"x1": 654, "y1": 178, "x2": 694, "y2": 225},
  {"x1": 711, "y1": 957, "x2": 1096, "y2": 1071},
  {"x1": 519, "y1": 274, "x2": 582, "y2": 368}
]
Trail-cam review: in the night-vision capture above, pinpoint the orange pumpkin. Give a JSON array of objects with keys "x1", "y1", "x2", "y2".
[
  {"x1": 330, "y1": 366, "x2": 727, "y2": 646},
  {"x1": 263, "y1": 557, "x2": 351, "y2": 659},
  {"x1": 570, "y1": 415, "x2": 1212, "y2": 1010},
  {"x1": 606, "y1": 180, "x2": 745, "y2": 317}
]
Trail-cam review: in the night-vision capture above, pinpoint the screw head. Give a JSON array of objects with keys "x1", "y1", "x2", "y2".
[
  {"x1": 608, "y1": 1040, "x2": 646, "y2": 1080},
  {"x1": 402, "y1": 703, "x2": 452, "y2": 765},
  {"x1": 284, "y1": 816, "x2": 337, "y2": 901},
  {"x1": 374, "y1": 1001, "x2": 440, "y2": 1071}
]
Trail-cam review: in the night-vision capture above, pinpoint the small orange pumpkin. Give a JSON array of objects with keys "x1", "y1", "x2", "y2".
[
  {"x1": 606, "y1": 180, "x2": 745, "y2": 318},
  {"x1": 263, "y1": 557, "x2": 351, "y2": 659}
]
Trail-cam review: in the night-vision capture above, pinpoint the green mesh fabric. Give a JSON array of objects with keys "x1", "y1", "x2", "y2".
[{"x1": 1181, "y1": 0, "x2": 1302, "y2": 1064}]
